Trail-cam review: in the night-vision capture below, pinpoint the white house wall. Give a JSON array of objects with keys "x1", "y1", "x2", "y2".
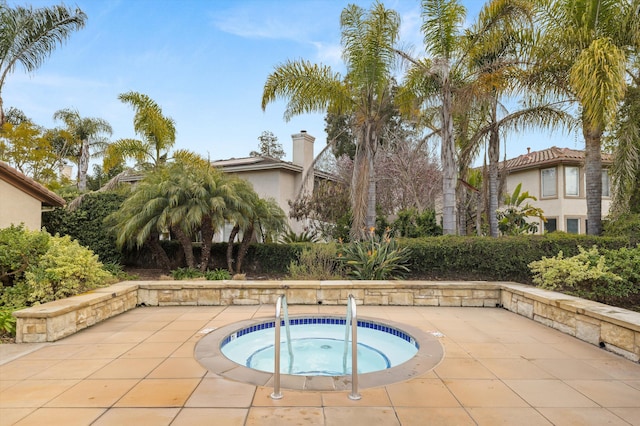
[
  {"x1": 0, "y1": 179, "x2": 43, "y2": 230},
  {"x1": 505, "y1": 165, "x2": 611, "y2": 234}
]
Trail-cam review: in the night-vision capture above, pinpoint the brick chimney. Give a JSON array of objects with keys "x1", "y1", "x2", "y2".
[{"x1": 291, "y1": 130, "x2": 315, "y2": 197}]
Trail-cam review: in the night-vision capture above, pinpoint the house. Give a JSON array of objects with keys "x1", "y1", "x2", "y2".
[
  {"x1": 211, "y1": 131, "x2": 334, "y2": 240},
  {"x1": 0, "y1": 160, "x2": 65, "y2": 230},
  {"x1": 501, "y1": 146, "x2": 613, "y2": 234}
]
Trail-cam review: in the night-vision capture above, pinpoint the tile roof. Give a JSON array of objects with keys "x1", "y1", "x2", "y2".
[
  {"x1": 502, "y1": 146, "x2": 613, "y2": 172},
  {"x1": 0, "y1": 160, "x2": 65, "y2": 207}
]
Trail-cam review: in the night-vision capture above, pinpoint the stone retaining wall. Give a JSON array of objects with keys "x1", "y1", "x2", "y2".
[{"x1": 13, "y1": 280, "x2": 640, "y2": 362}]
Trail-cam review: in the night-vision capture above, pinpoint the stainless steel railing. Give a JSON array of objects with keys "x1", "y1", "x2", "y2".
[
  {"x1": 270, "y1": 294, "x2": 292, "y2": 399},
  {"x1": 347, "y1": 294, "x2": 361, "y2": 400}
]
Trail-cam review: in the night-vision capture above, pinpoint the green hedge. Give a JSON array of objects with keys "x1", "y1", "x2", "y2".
[
  {"x1": 123, "y1": 233, "x2": 630, "y2": 283},
  {"x1": 43, "y1": 192, "x2": 127, "y2": 264},
  {"x1": 405, "y1": 233, "x2": 629, "y2": 283}
]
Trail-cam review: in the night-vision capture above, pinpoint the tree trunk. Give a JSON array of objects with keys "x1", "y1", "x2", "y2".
[
  {"x1": 488, "y1": 97, "x2": 500, "y2": 237},
  {"x1": 199, "y1": 215, "x2": 214, "y2": 273},
  {"x1": 172, "y1": 225, "x2": 195, "y2": 269},
  {"x1": 0, "y1": 94, "x2": 5, "y2": 126},
  {"x1": 236, "y1": 223, "x2": 254, "y2": 273},
  {"x1": 441, "y1": 70, "x2": 457, "y2": 235},
  {"x1": 365, "y1": 148, "x2": 377, "y2": 231},
  {"x1": 350, "y1": 138, "x2": 370, "y2": 240},
  {"x1": 77, "y1": 139, "x2": 90, "y2": 192},
  {"x1": 583, "y1": 121, "x2": 603, "y2": 235},
  {"x1": 147, "y1": 232, "x2": 171, "y2": 271},
  {"x1": 226, "y1": 225, "x2": 240, "y2": 274}
]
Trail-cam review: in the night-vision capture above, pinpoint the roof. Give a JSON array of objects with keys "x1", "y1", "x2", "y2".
[
  {"x1": 0, "y1": 161, "x2": 66, "y2": 207},
  {"x1": 211, "y1": 156, "x2": 335, "y2": 180},
  {"x1": 502, "y1": 146, "x2": 613, "y2": 173}
]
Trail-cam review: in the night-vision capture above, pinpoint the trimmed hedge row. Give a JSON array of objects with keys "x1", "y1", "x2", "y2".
[
  {"x1": 405, "y1": 234, "x2": 629, "y2": 283},
  {"x1": 125, "y1": 234, "x2": 630, "y2": 283}
]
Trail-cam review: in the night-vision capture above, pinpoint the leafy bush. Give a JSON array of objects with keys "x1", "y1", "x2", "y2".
[
  {"x1": 529, "y1": 246, "x2": 636, "y2": 303},
  {"x1": 205, "y1": 268, "x2": 231, "y2": 280},
  {"x1": 392, "y1": 208, "x2": 442, "y2": 237},
  {"x1": 338, "y1": 228, "x2": 411, "y2": 280},
  {"x1": 171, "y1": 267, "x2": 203, "y2": 280},
  {"x1": 43, "y1": 192, "x2": 127, "y2": 264},
  {"x1": 603, "y1": 213, "x2": 640, "y2": 244},
  {"x1": 0, "y1": 308, "x2": 16, "y2": 336},
  {"x1": 288, "y1": 243, "x2": 346, "y2": 280},
  {"x1": 279, "y1": 229, "x2": 319, "y2": 243},
  {"x1": 24, "y1": 235, "x2": 113, "y2": 304},
  {"x1": 0, "y1": 225, "x2": 50, "y2": 286}
]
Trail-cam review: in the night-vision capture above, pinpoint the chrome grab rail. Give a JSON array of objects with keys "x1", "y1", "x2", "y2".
[
  {"x1": 347, "y1": 294, "x2": 361, "y2": 400},
  {"x1": 271, "y1": 294, "x2": 292, "y2": 399}
]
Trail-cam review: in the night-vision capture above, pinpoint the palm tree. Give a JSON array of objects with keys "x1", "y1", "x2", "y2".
[
  {"x1": 103, "y1": 91, "x2": 176, "y2": 172},
  {"x1": 53, "y1": 109, "x2": 112, "y2": 192},
  {"x1": 533, "y1": 0, "x2": 638, "y2": 234},
  {"x1": 0, "y1": 3, "x2": 86, "y2": 125},
  {"x1": 262, "y1": 1, "x2": 400, "y2": 239},
  {"x1": 397, "y1": 0, "x2": 467, "y2": 235}
]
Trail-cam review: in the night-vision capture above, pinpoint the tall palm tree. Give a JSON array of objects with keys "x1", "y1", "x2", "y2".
[
  {"x1": 397, "y1": 0, "x2": 467, "y2": 235},
  {"x1": 103, "y1": 91, "x2": 176, "y2": 172},
  {"x1": 262, "y1": 1, "x2": 400, "y2": 239},
  {"x1": 0, "y1": 3, "x2": 86, "y2": 125},
  {"x1": 53, "y1": 108, "x2": 112, "y2": 192},
  {"x1": 533, "y1": 0, "x2": 638, "y2": 234}
]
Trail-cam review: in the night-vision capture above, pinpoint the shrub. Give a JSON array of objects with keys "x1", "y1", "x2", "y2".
[
  {"x1": 43, "y1": 192, "x2": 127, "y2": 264},
  {"x1": 338, "y1": 228, "x2": 411, "y2": 280},
  {"x1": 392, "y1": 208, "x2": 442, "y2": 237},
  {"x1": 205, "y1": 268, "x2": 232, "y2": 280},
  {"x1": 288, "y1": 243, "x2": 346, "y2": 280},
  {"x1": 24, "y1": 234, "x2": 113, "y2": 304},
  {"x1": 171, "y1": 267, "x2": 203, "y2": 280},
  {"x1": 0, "y1": 308, "x2": 16, "y2": 336},
  {"x1": 528, "y1": 246, "x2": 635, "y2": 303},
  {"x1": 0, "y1": 225, "x2": 50, "y2": 286},
  {"x1": 279, "y1": 229, "x2": 319, "y2": 243}
]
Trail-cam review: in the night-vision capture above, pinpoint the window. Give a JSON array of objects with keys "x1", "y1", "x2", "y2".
[
  {"x1": 565, "y1": 166, "x2": 579, "y2": 196},
  {"x1": 541, "y1": 168, "x2": 557, "y2": 197},
  {"x1": 566, "y1": 218, "x2": 580, "y2": 234},
  {"x1": 544, "y1": 218, "x2": 557, "y2": 233},
  {"x1": 602, "y1": 169, "x2": 611, "y2": 197}
]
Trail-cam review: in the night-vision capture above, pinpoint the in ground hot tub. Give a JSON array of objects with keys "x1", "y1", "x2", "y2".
[{"x1": 195, "y1": 315, "x2": 444, "y2": 391}]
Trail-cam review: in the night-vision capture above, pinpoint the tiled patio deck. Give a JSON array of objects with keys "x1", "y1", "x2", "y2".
[{"x1": 1, "y1": 304, "x2": 640, "y2": 425}]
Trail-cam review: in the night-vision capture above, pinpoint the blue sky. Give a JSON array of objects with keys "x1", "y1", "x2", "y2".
[{"x1": 5, "y1": 0, "x2": 578, "y2": 166}]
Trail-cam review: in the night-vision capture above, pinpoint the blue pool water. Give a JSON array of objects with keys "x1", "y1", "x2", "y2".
[{"x1": 220, "y1": 317, "x2": 419, "y2": 376}]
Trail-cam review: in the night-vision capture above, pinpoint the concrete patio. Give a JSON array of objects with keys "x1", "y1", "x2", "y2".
[{"x1": 1, "y1": 304, "x2": 640, "y2": 425}]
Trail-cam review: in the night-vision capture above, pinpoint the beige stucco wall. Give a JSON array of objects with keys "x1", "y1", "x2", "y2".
[
  {"x1": 214, "y1": 168, "x2": 308, "y2": 242},
  {"x1": 0, "y1": 179, "x2": 43, "y2": 230},
  {"x1": 505, "y1": 164, "x2": 612, "y2": 234}
]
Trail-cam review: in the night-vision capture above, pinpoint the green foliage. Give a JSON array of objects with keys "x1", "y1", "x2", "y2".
[
  {"x1": 603, "y1": 213, "x2": 640, "y2": 244},
  {"x1": 170, "y1": 267, "x2": 203, "y2": 280},
  {"x1": 497, "y1": 183, "x2": 546, "y2": 235},
  {"x1": 529, "y1": 246, "x2": 637, "y2": 303},
  {"x1": 24, "y1": 235, "x2": 112, "y2": 304},
  {"x1": 338, "y1": 229, "x2": 411, "y2": 280},
  {"x1": 43, "y1": 192, "x2": 126, "y2": 264},
  {"x1": 279, "y1": 229, "x2": 319, "y2": 243},
  {"x1": 407, "y1": 233, "x2": 629, "y2": 282},
  {"x1": 392, "y1": 208, "x2": 442, "y2": 237},
  {"x1": 205, "y1": 268, "x2": 232, "y2": 280},
  {"x1": 0, "y1": 225, "x2": 50, "y2": 286},
  {"x1": 288, "y1": 243, "x2": 346, "y2": 280},
  {"x1": 0, "y1": 308, "x2": 16, "y2": 336}
]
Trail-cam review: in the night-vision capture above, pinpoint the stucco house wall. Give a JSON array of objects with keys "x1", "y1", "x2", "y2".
[
  {"x1": 0, "y1": 161, "x2": 66, "y2": 230},
  {"x1": 502, "y1": 147, "x2": 612, "y2": 234}
]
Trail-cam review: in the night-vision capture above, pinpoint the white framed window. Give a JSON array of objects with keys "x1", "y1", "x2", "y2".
[
  {"x1": 566, "y1": 218, "x2": 580, "y2": 234},
  {"x1": 602, "y1": 169, "x2": 611, "y2": 197},
  {"x1": 565, "y1": 166, "x2": 579, "y2": 196},
  {"x1": 541, "y1": 167, "x2": 557, "y2": 198},
  {"x1": 544, "y1": 218, "x2": 557, "y2": 233}
]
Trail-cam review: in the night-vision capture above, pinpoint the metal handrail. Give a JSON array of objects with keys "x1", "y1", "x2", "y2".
[
  {"x1": 347, "y1": 294, "x2": 361, "y2": 400},
  {"x1": 271, "y1": 294, "x2": 291, "y2": 399}
]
